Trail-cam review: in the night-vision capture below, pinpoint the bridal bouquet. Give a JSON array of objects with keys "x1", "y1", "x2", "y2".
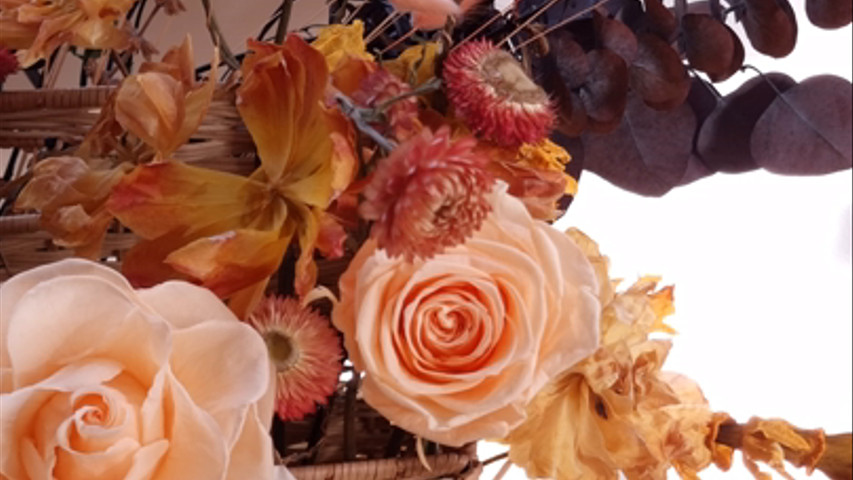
[{"x1": 0, "y1": 0, "x2": 850, "y2": 478}]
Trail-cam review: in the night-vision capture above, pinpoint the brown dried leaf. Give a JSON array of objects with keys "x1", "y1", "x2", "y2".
[
  {"x1": 806, "y1": 0, "x2": 853, "y2": 29},
  {"x1": 557, "y1": 91, "x2": 589, "y2": 137},
  {"x1": 751, "y1": 75, "x2": 853, "y2": 174},
  {"x1": 594, "y1": 11, "x2": 638, "y2": 64},
  {"x1": 582, "y1": 93, "x2": 696, "y2": 196},
  {"x1": 630, "y1": 33, "x2": 691, "y2": 110},
  {"x1": 643, "y1": 0, "x2": 678, "y2": 39},
  {"x1": 682, "y1": 14, "x2": 743, "y2": 82},
  {"x1": 697, "y1": 72, "x2": 797, "y2": 172},
  {"x1": 742, "y1": 0, "x2": 798, "y2": 58},
  {"x1": 580, "y1": 49, "x2": 630, "y2": 133}
]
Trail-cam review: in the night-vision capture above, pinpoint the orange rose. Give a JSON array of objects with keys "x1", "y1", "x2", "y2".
[
  {"x1": 333, "y1": 186, "x2": 601, "y2": 446},
  {"x1": 0, "y1": 259, "x2": 277, "y2": 479}
]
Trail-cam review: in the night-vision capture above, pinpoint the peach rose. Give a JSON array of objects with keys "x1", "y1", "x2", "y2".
[
  {"x1": 0, "y1": 259, "x2": 277, "y2": 479},
  {"x1": 333, "y1": 186, "x2": 601, "y2": 446}
]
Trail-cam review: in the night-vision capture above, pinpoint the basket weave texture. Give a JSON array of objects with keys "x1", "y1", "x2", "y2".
[{"x1": 0, "y1": 87, "x2": 482, "y2": 479}]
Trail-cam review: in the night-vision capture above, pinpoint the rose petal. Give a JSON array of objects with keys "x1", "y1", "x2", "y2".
[
  {"x1": 138, "y1": 280, "x2": 238, "y2": 330},
  {"x1": 5, "y1": 274, "x2": 169, "y2": 388},
  {"x1": 225, "y1": 404, "x2": 274, "y2": 480},
  {"x1": 0, "y1": 259, "x2": 133, "y2": 369},
  {"x1": 169, "y1": 321, "x2": 270, "y2": 429}
]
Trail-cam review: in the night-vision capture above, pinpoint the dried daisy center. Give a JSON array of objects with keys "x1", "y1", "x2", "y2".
[
  {"x1": 479, "y1": 51, "x2": 548, "y2": 106},
  {"x1": 263, "y1": 330, "x2": 299, "y2": 372}
]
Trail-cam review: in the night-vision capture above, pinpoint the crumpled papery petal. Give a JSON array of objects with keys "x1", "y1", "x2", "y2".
[
  {"x1": 114, "y1": 35, "x2": 217, "y2": 159},
  {"x1": 736, "y1": 417, "x2": 827, "y2": 480},
  {"x1": 504, "y1": 231, "x2": 716, "y2": 480},
  {"x1": 0, "y1": 0, "x2": 134, "y2": 66},
  {"x1": 311, "y1": 20, "x2": 373, "y2": 72},
  {"x1": 384, "y1": 42, "x2": 440, "y2": 87},
  {"x1": 16, "y1": 156, "x2": 130, "y2": 258}
]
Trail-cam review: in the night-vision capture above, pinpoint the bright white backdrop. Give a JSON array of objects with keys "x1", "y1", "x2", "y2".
[{"x1": 480, "y1": 1, "x2": 853, "y2": 477}]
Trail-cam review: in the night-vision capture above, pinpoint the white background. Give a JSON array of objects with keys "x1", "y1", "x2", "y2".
[{"x1": 480, "y1": 1, "x2": 853, "y2": 477}]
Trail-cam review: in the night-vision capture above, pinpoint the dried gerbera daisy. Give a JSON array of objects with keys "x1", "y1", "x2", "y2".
[
  {"x1": 360, "y1": 126, "x2": 494, "y2": 261},
  {"x1": 247, "y1": 295, "x2": 343, "y2": 422},
  {"x1": 443, "y1": 40, "x2": 555, "y2": 146},
  {"x1": 352, "y1": 68, "x2": 421, "y2": 141}
]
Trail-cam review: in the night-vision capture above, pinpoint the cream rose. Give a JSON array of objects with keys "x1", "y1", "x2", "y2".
[
  {"x1": 0, "y1": 259, "x2": 277, "y2": 479},
  {"x1": 333, "y1": 186, "x2": 601, "y2": 446}
]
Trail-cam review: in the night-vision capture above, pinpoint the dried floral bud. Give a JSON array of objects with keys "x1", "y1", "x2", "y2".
[
  {"x1": 353, "y1": 68, "x2": 421, "y2": 140},
  {"x1": 0, "y1": 48, "x2": 19, "y2": 83},
  {"x1": 443, "y1": 40, "x2": 555, "y2": 146},
  {"x1": 247, "y1": 296, "x2": 343, "y2": 422},
  {"x1": 360, "y1": 127, "x2": 494, "y2": 261}
]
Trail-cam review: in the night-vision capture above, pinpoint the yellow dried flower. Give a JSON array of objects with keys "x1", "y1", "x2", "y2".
[
  {"x1": 384, "y1": 42, "x2": 440, "y2": 87},
  {"x1": 311, "y1": 20, "x2": 373, "y2": 71}
]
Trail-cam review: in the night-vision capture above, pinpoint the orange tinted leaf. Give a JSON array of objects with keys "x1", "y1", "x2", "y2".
[
  {"x1": 165, "y1": 228, "x2": 290, "y2": 298},
  {"x1": 108, "y1": 162, "x2": 279, "y2": 240}
]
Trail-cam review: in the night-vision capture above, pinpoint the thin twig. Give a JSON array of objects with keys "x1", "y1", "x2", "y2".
[
  {"x1": 481, "y1": 452, "x2": 509, "y2": 467},
  {"x1": 379, "y1": 26, "x2": 417, "y2": 55},
  {"x1": 452, "y1": 6, "x2": 511, "y2": 52},
  {"x1": 274, "y1": 0, "x2": 295, "y2": 44},
  {"x1": 365, "y1": 11, "x2": 402, "y2": 44},
  {"x1": 514, "y1": 0, "x2": 612, "y2": 50},
  {"x1": 109, "y1": 50, "x2": 130, "y2": 78},
  {"x1": 496, "y1": 0, "x2": 564, "y2": 47},
  {"x1": 200, "y1": 0, "x2": 240, "y2": 70},
  {"x1": 342, "y1": 1, "x2": 367, "y2": 24},
  {"x1": 138, "y1": 2, "x2": 163, "y2": 36},
  {"x1": 45, "y1": 44, "x2": 70, "y2": 89}
]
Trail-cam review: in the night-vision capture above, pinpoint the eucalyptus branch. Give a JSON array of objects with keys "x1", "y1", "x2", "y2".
[
  {"x1": 200, "y1": 0, "x2": 240, "y2": 70},
  {"x1": 334, "y1": 93, "x2": 397, "y2": 152}
]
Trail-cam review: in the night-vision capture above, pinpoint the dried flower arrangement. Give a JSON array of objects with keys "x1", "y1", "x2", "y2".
[{"x1": 0, "y1": 0, "x2": 851, "y2": 479}]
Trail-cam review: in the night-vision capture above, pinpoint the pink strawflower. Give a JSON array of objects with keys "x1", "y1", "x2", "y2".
[
  {"x1": 0, "y1": 49, "x2": 19, "y2": 84},
  {"x1": 360, "y1": 126, "x2": 494, "y2": 261},
  {"x1": 443, "y1": 40, "x2": 555, "y2": 146},
  {"x1": 247, "y1": 295, "x2": 343, "y2": 422},
  {"x1": 352, "y1": 68, "x2": 421, "y2": 140}
]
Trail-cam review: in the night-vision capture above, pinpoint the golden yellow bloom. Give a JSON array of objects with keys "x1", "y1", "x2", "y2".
[
  {"x1": 311, "y1": 20, "x2": 373, "y2": 72},
  {"x1": 0, "y1": 0, "x2": 134, "y2": 66},
  {"x1": 384, "y1": 42, "x2": 440, "y2": 87},
  {"x1": 504, "y1": 229, "x2": 715, "y2": 480}
]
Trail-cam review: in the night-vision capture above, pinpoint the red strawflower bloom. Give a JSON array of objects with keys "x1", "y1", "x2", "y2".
[
  {"x1": 352, "y1": 68, "x2": 421, "y2": 140},
  {"x1": 247, "y1": 295, "x2": 343, "y2": 422},
  {"x1": 443, "y1": 40, "x2": 555, "y2": 146},
  {"x1": 0, "y1": 49, "x2": 19, "y2": 84},
  {"x1": 360, "y1": 126, "x2": 494, "y2": 261}
]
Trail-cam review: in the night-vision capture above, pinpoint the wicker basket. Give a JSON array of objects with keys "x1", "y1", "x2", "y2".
[{"x1": 0, "y1": 87, "x2": 482, "y2": 479}]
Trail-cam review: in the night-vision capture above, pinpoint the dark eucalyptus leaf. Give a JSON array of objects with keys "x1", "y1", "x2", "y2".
[
  {"x1": 642, "y1": 0, "x2": 678, "y2": 39},
  {"x1": 580, "y1": 49, "x2": 630, "y2": 133},
  {"x1": 594, "y1": 11, "x2": 639, "y2": 64},
  {"x1": 684, "y1": 78, "x2": 719, "y2": 185},
  {"x1": 806, "y1": 0, "x2": 853, "y2": 29},
  {"x1": 751, "y1": 75, "x2": 853, "y2": 174},
  {"x1": 581, "y1": 93, "x2": 696, "y2": 196},
  {"x1": 682, "y1": 14, "x2": 742, "y2": 82},
  {"x1": 549, "y1": 31, "x2": 591, "y2": 89},
  {"x1": 742, "y1": 0, "x2": 798, "y2": 58},
  {"x1": 697, "y1": 72, "x2": 797, "y2": 172},
  {"x1": 557, "y1": 91, "x2": 590, "y2": 137},
  {"x1": 630, "y1": 33, "x2": 691, "y2": 110}
]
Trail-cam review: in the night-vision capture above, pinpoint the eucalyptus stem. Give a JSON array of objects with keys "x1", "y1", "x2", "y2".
[
  {"x1": 335, "y1": 93, "x2": 397, "y2": 152},
  {"x1": 374, "y1": 77, "x2": 442, "y2": 114}
]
